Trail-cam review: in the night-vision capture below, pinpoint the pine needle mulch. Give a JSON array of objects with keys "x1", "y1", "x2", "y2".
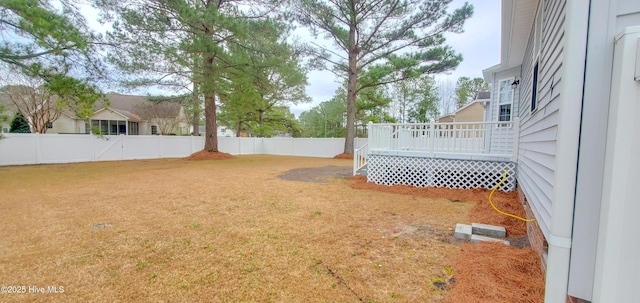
[
  {"x1": 333, "y1": 153, "x2": 354, "y2": 159},
  {"x1": 349, "y1": 176, "x2": 527, "y2": 236},
  {"x1": 184, "y1": 150, "x2": 235, "y2": 160},
  {"x1": 349, "y1": 176, "x2": 545, "y2": 303},
  {"x1": 445, "y1": 243, "x2": 544, "y2": 303}
]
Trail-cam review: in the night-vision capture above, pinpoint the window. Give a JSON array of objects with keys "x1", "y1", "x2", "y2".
[
  {"x1": 151, "y1": 125, "x2": 158, "y2": 135},
  {"x1": 497, "y1": 78, "x2": 514, "y2": 124},
  {"x1": 100, "y1": 120, "x2": 108, "y2": 134},
  {"x1": 90, "y1": 120, "x2": 130, "y2": 135},
  {"x1": 531, "y1": 62, "x2": 539, "y2": 112},
  {"x1": 128, "y1": 122, "x2": 139, "y2": 135},
  {"x1": 46, "y1": 122, "x2": 53, "y2": 129},
  {"x1": 2, "y1": 127, "x2": 8, "y2": 133}
]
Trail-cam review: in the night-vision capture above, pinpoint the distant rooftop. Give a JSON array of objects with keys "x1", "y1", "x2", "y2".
[{"x1": 477, "y1": 91, "x2": 491, "y2": 100}]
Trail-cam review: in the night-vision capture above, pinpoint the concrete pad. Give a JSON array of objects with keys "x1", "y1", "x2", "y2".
[
  {"x1": 470, "y1": 234, "x2": 510, "y2": 245},
  {"x1": 454, "y1": 223, "x2": 472, "y2": 240},
  {"x1": 471, "y1": 223, "x2": 506, "y2": 238}
]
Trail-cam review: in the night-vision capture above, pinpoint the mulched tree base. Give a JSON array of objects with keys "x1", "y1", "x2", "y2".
[
  {"x1": 184, "y1": 150, "x2": 235, "y2": 160},
  {"x1": 333, "y1": 153, "x2": 353, "y2": 160}
]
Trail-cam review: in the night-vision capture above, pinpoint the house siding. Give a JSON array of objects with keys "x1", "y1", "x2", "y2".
[
  {"x1": 516, "y1": 0, "x2": 564, "y2": 240},
  {"x1": 48, "y1": 115, "x2": 77, "y2": 134},
  {"x1": 485, "y1": 67, "x2": 520, "y2": 156},
  {"x1": 453, "y1": 102, "x2": 484, "y2": 122},
  {"x1": 486, "y1": 67, "x2": 520, "y2": 122},
  {"x1": 570, "y1": 1, "x2": 640, "y2": 301}
]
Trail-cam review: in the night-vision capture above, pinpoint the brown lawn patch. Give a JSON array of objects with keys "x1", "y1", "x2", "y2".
[
  {"x1": 0, "y1": 155, "x2": 472, "y2": 302},
  {"x1": 184, "y1": 150, "x2": 235, "y2": 160}
]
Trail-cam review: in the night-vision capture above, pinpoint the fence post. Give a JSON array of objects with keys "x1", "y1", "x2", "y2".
[
  {"x1": 512, "y1": 118, "x2": 520, "y2": 162},
  {"x1": 120, "y1": 134, "x2": 125, "y2": 160},
  {"x1": 428, "y1": 121, "x2": 436, "y2": 156},
  {"x1": 91, "y1": 134, "x2": 96, "y2": 162},
  {"x1": 35, "y1": 133, "x2": 41, "y2": 164},
  {"x1": 367, "y1": 121, "x2": 373, "y2": 149}
]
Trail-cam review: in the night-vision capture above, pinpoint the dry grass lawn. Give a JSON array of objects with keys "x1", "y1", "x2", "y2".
[{"x1": 0, "y1": 155, "x2": 476, "y2": 302}]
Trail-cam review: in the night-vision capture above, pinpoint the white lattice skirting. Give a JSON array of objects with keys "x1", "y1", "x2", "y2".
[{"x1": 367, "y1": 155, "x2": 517, "y2": 192}]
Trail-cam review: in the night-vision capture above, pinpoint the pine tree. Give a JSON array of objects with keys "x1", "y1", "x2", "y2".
[
  {"x1": 293, "y1": 0, "x2": 473, "y2": 153},
  {"x1": 10, "y1": 112, "x2": 31, "y2": 133}
]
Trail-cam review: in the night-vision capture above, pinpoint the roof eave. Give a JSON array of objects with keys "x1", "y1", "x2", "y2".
[{"x1": 484, "y1": 0, "x2": 538, "y2": 81}]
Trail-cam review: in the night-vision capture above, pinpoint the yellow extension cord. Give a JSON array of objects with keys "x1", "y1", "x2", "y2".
[{"x1": 489, "y1": 170, "x2": 536, "y2": 222}]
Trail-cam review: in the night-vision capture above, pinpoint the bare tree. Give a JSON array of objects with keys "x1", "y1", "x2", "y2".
[
  {"x1": 438, "y1": 79, "x2": 456, "y2": 115},
  {"x1": 136, "y1": 101, "x2": 185, "y2": 135},
  {"x1": 1, "y1": 74, "x2": 61, "y2": 134}
]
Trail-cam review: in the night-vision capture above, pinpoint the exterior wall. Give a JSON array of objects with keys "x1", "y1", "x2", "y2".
[
  {"x1": 515, "y1": 0, "x2": 565, "y2": 243},
  {"x1": 91, "y1": 109, "x2": 127, "y2": 121},
  {"x1": 218, "y1": 126, "x2": 235, "y2": 137},
  {"x1": 438, "y1": 102, "x2": 484, "y2": 123},
  {"x1": 486, "y1": 67, "x2": 521, "y2": 122},
  {"x1": 518, "y1": 186, "x2": 547, "y2": 272},
  {"x1": 570, "y1": 1, "x2": 640, "y2": 301},
  {"x1": 591, "y1": 25, "x2": 640, "y2": 303},
  {"x1": 437, "y1": 115, "x2": 454, "y2": 123},
  {"x1": 48, "y1": 114, "x2": 78, "y2": 134},
  {"x1": 452, "y1": 102, "x2": 484, "y2": 122},
  {"x1": 486, "y1": 67, "x2": 520, "y2": 161},
  {"x1": 1, "y1": 120, "x2": 10, "y2": 133}
]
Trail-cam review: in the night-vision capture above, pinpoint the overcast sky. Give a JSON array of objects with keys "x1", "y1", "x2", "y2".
[
  {"x1": 290, "y1": 0, "x2": 502, "y2": 116},
  {"x1": 79, "y1": 1, "x2": 502, "y2": 117}
]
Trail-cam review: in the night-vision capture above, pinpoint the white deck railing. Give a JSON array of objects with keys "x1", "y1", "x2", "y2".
[
  {"x1": 353, "y1": 142, "x2": 369, "y2": 175},
  {"x1": 367, "y1": 119, "x2": 520, "y2": 162}
]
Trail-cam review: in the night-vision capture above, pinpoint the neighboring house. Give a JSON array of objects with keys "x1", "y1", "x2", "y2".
[
  {"x1": 197, "y1": 125, "x2": 236, "y2": 137},
  {"x1": 482, "y1": 1, "x2": 640, "y2": 302},
  {"x1": 86, "y1": 94, "x2": 190, "y2": 135},
  {"x1": 0, "y1": 95, "x2": 16, "y2": 133},
  {"x1": 437, "y1": 92, "x2": 490, "y2": 123},
  {"x1": 1, "y1": 93, "x2": 190, "y2": 135}
]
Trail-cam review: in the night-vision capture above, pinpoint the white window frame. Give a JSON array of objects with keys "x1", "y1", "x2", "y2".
[{"x1": 496, "y1": 77, "x2": 514, "y2": 126}]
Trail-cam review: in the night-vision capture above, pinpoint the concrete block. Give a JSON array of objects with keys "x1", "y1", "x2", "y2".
[
  {"x1": 454, "y1": 223, "x2": 472, "y2": 240},
  {"x1": 472, "y1": 223, "x2": 506, "y2": 238},
  {"x1": 470, "y1": 234, "x2": 510, "y2": 245}
]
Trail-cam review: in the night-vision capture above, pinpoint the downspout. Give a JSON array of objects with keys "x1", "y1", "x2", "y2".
[{"x1": 544, "y1": 1, "x2": 590, "y2": 302}]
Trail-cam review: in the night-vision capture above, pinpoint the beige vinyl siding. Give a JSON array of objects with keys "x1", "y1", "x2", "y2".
[
  {"x1": 454, "y1": 102, "x2": 484, "y2": 122},
  {"x1": 48, "y1": 115, "x2": 77, "y2": 134},
  {"x1": 516, "y1": 0, "x2": 565, "y2": 239}
]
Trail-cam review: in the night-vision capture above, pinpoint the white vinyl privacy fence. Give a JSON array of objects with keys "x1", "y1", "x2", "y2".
[{"x1": 0, "y1": 134, "x2": 368, "y2": 166}]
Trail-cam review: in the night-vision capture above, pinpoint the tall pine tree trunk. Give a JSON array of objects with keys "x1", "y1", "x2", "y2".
[
  {"x1": 192, "y1": 82, "x2": 200, "y2": 136},
  {"x1": 343, "y1": 16, "x2": 358, "y2": 154},
  {"x1": 203, "y1": 53, "x2": 218, "y2": 152},
  {"x1": 204, "y1": 92, "x2": 218, "y2": 151}
]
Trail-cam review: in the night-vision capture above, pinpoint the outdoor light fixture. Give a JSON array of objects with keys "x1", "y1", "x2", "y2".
[{"x1": 511, "y1": 80, "x2": 520, "y2": 89}]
